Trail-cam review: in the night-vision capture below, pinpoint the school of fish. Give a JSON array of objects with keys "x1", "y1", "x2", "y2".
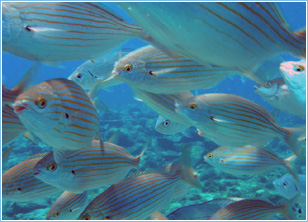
[{"x1": 2, "y1": 2, "x2": 307, "y2": 220}]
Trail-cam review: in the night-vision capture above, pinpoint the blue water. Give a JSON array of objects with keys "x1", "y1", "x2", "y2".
[{"x1": 2, "y1": 2, "x2": 306, "y2": 221}]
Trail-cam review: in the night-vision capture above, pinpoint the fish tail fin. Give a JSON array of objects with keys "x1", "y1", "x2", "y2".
[
  {"x1": 136, "y1": 138, "x2": 151, "y2": 166},
  {"x1": 141, "y1": 33, "x2": 179, "y2": 59},
  {"x1": 283, "y1": 154, "x2": 299, "y2": 182},
  {"x1": 294, "y1": 28, "x2": 306, "y2": 58},
  {"x1": 178, "y1": 145, "x2": 202, "y2": 189},
  {"x1": 283, "y1": 126, "x2": 306, "y2": 160},
  {"x1": 12, "y1": 62, "x2": 40, "y2": 97},
  {"x1": 282, "y1": 194, "x2": 306, "y2": 220}
]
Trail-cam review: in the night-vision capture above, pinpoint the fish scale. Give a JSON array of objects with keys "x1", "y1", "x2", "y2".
[
  {"x1": 33, "y1": 140, "x2": 142, "y2": 193},
  {"x1": 14, "y1": 78, "x2": 99, "y2": 151},
  {"x1": 2, "y1": 154, "x2": 61, "y2": 202}
]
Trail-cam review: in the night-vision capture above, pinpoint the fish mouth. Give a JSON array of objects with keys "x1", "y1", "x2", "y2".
[
  {"x1": 253, "y1": 85, "x2": 261, "y2": 91},
  {"x1": 13, "y1": 101, "x2": 28, "y2": 113},
  {"x1": 33, "y1": 169, "x2": 41, "y2": 176}
]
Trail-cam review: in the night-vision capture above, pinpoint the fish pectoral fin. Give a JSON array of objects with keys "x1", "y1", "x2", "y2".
[
  {"x1": 151, "y1": 67, "x2": 179, "y2": 76},
  {"x1": 210, "y1": 116, "x2": 233, "y2": 124},
  {"x1": 24, "y1": 131, "x2": 38, "y2": 145}
]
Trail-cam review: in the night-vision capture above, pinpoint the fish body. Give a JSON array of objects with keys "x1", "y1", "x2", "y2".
[
  {"x1": 112, "y1": 45, "x2": 232, "y2": 93},
  {"x1": 155, "y1": 115, "x2": 189, "y2": 135},
  {"x1": 133, "y1": 88, "x2": 194, "y2": 125},
  {"x1": 254, "y1": 78, "x2": 306, "y2": 118},
  {"x1": 2, "y1": 153, "x2": 61, "y2": 202},
  {"x1": 167, "y1": 198, "x2": 240, "y2": 220},
  {"x1": 209, "y1": 196, "x2": 306, "y2": 220},
  {"x1": 204, "y1": 146, "x2": 297, "y2": 179},
  {"x1": 175, "y1": 93, "x2": 306, "y2": 158},
  {"x1": 13, "y1": 78, "x2": 99, "y2": 151},
  {"x1": 117, "y1": 2, "x2": 305, "y2": 72},
  {"x1": 46, "y1": 191, "x2": 89, "y2": 220},
  {"x1": 280, "y1": 60, "x2": 306, "y2": 109},
  {"x1": 3, "y1": 2, "x2": 155, "y2": 62},
  {"x1": 68, "y1": 50, "x2": 122, "y2": 91},
  {"x1": 2, "y1": 105, "x2": 26, "y2": 145},
  {"x1": 33, "y1": 140, "x2": 142, "y2": 193},
  {"x1": 78, "y1": 172, "x2": 182, "y2": 220},
  {"x1": 273, "y1": 173, "x2": 306, "y2": 200}
]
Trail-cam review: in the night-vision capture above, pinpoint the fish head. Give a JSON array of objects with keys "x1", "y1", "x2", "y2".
[
  {"x1": 13, "y1": 81, "x2": 61, "y2": 132},
  {"x1": 68, "y1": 60, "x2": 99, "y2": 90},
  {"x1": 175, "y1": 96, "x2": 209, "y2": 125},
  {"x1": 2, "y1": 3, "x2": 23, "y2": 44},
  {"x1": 155, "y1": 116, "x2": 174, "y2": 135},
  {"x1": 254, "y1": 79, "x2": 280, "y2": 98},
  {"x1": 273, "y1": 174, "x2": 297, "y2": 199},
  {"x1": 112, "y1": 53, "x2": 147, "y2": 84},
  {"x1": 33, "y1": 152, "x2": 62, "y2": 185},
  {"x1": 280, "y1": 61, "x2": 306, "y2": 89},
  {"x1": 203, "y1": 147, "x2": 224, "y2": 167}
]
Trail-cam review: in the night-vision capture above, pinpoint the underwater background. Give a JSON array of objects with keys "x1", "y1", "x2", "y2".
[{"x1": 2, "y1": 2, "x2": 306, "y2": 220}]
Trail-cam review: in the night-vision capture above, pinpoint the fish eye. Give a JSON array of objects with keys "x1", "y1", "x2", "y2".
[
  {"x1": 189, "y1": 102, "x2": 197, "y2": 110},
  {"x1": 83, "y1": 214, "x2": 91, "y2": 220},
  {"x1": 69, "y1": 209, "x2": 73, "y2": 212},
  {"x1": 17, "y1": 187, "x2": 22, "y2": 191},
  {"x1": 55, "y1": 211, "x2": 59, "y2": 217},
  {"x1": 295, "y1": 65, "x2": 305, "y2": 72},
  {"x1": 208, "y1": 153, "x2": 213, "y2": 158},
  {"x1": 193, "y1": 174, "x2": 198, "y2": 179},
  {"x1": 76, "y1": 73, "x2": 83, "y2": 79},
  {"x1": 124, "y1": 64, "x2": 133, "y2": 72},
  {"x1": 37, "y1": 98, "x2": 47, "y2": 109},
  {"x1": 105, "y1": 215, "x2": 111, "y2": 219},
  {"x1": 163, "y1": 120, "x2": 170, "y2": 127},
  {"x1": 282, "y1": 181, "x2": 288, "y2": 187},
  {"x1": 47, "y1": 163, "x2": 57, "y2": 171}
]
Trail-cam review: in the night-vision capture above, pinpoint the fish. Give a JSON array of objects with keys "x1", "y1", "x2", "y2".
[
  {"x1": 77, "y1": 146, "x2": 201, "y2": 220},
  {"x1": 2, "y1": 2, "x2": 173, "y2": 62},
  {"x1": 204, "y1": 146, "x2": 298, "y2": 180},
  {"x1": 117, "y1": 3, "x2": 306, "y2": 76},
  {"x1": 2, "y1": 105, "x2": 26, "y2": 145},
  {"x1": 133, "y1": 88, "x2": 194, "y2": 126},
  {"x1": 46, "y1": 191, "x2": 89, "y2": 220},
  {"x1": 2, "y1": 153, "x2": 61, "y2": 202},
  {"x1": 68, "y1": 49, "x2": 122, "y2": 91},
  {"x1": 273, "y1": 173, "x2": 306, "y2": 200},
  {"x1": 254, "y1": 78, "x2": 306, "y2": 119},
  {"x1": 280, "y1": 59, "x2": 306, "y2": 110},
  {"x1": 175, "y1": 93, "x2": 306, "y2": 159},
  {"x1": 13, "y1": 78, "x2": 100, "y2": 151},
  {"x1": 111, "y1": 45, "x2": 233, "y2": 93},
  {"x1": 155, "y1": 115, "x2": 195, "y2": 137},
  {"x1": 2, "y1": 146, "x2": 14, "y2": 167},
  {"x1": 209, "y1": 196, "x2": 306, "y2": 220},
  {"x1": 2, "y1": 63, "x2": 39, "y2": 106},
  {"x1": 33, "y1": 139, "x2": 145, "y2": 193},
  {"x1": 167, "y1": 198, "x2": 241, "y2": 220}
]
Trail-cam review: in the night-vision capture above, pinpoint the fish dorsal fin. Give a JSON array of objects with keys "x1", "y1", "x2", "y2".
[{"x1": 26, "y1": 152, "x2": 49, "y2": 161}]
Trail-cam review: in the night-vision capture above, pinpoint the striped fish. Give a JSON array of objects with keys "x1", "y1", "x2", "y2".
[
  {"x1": 117, "y1": 3, "x2": 306, "y2": 74},
  {"x1": 204, "y1": 146, "x2": 298, "y2": 180},
  {"x1": 33, "y1": 140, "x2": 144, "y2": 193},
  {"x1": 68, "y1": 49, "x2": 122, "y2": 91},
  {"x1": 175, "y1": 93, "x2": 306, "y2": 159},
  {"x1": 209, "y1": 196, "x2": 305, "y2": 220},
  {"x1": 2, "y1": 153, "x2": 61, "y2": 202},
  {"x1": 167, "y1": 198, "x2": 241, "y2": 220},
  {"x1": 77, "y1": 146, "x2": 201, "y2": 220},
  {"x1": 46, "y1": 191, "x2": 89, "y2": 220},
  {"x1": 2, "y1": 63, "x2": 38, "y2": 106},
  {"x1": 112, "y1": 45, "x2": 233, "y2": 93},
  {"x1": 280, "y1": 59, "x2": 306, "y2": 110},
  {"x1": 2, "y1": 105, "x2": 26, "y2": 145},
  {"x1": 155, "y1": 115, "x2": 190, "y2": 136},
  {"x1": 78, "y1": 172, "x2": 181, "y2": 220},
  {"x1": 13, "y1": 78, "x2": 100, "y2": 151},
  {"x1": 2, "y1": 2, "x2": 172, "y2": 62},
  {"x1": 133, "y1": 88, "x2": 194, "y2": 126}
]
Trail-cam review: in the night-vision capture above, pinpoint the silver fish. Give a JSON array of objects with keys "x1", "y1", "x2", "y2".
[
  {"x1": 2, "y1": 2, "x2": 169, "y2": 62},
  {"x1": 254, "y1": 78, "x2": 306, "y2": 119},
  {"x1": 117, "y1": 3, "x2": 306, "y2": 74}
]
